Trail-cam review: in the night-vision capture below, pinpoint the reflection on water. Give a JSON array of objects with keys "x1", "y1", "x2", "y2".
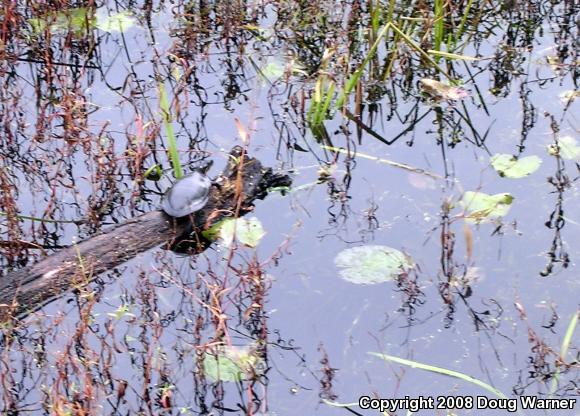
[{"x1": 0, "y1": 1, "x2": 578, "y2": 414}]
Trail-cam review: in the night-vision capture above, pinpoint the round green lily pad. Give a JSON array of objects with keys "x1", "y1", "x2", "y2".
[
  {"x1": 219, "y1": 217, "x2": 266, "y2": 248},
  {"x1": 490, "y1": 154, "x2": 542, "y2": 178},
  {"x1": 461, "y1": 191, "x2": 513, "y2": 223},
  {"x1": 547, "y1": 136, "x2": 580, "y2": 161},
  {"x1": 203, "y1": 345, "x2": 263, "y2": 382},
  {"x1": 334, "y1": 245, "x2": 414, "y2": 284}
]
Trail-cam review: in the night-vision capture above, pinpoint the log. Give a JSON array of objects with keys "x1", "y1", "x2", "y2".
[{"x1": 0, "y1": 146, "x2": 291, "y2": 322}]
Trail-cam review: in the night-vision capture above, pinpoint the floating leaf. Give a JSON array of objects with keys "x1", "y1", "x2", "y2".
[
  {"x1": 490, "y1": 154, "x2": 542, "y2": 178},
  {"x1": 252, "y1": 55, "x2": 307, "y2": 84},
  {"x1": 369, "y1": 352, "x2": 510, "y2": 401},
  {"x1": 107, "y1": 304, "x2": 135, "y2": 320},
  {"x1": 547, "y1": 136, "x2": 580, "y2": 161},
  {"x1": 334, "y1": 245, "x2": 414, "y2": 284},
  {"x1": 427, "y1": 50, "x2": 481, "y2": 61},
  {"x1": 219, "y1": 219, "x2": 238, "y2": 247},
  {"x1": 241, "y1": 24, "x2": 272, "y2": 41},
  {"x1": 29, "y1": 8, "x2": 94, "y2": 35},
  {"x1": 96, "y1": 11, "x2": 136, "y2": 33},
  {"x1": 260, "y1": 61, "x2": 285, "y2": 82},
  {"x1": 201, "y1": 220, "x2": 225, "y2": 242},
  {"x1": 461, "y1": 191, "x2": 513, "y2": 223},
  {"x1": 420, "y1": 78, "x2": 469, "y2": 100},
  {"x1": 203, "y1": 345, "x2": 263, "y2": 382},
  {"x1": 219, "y1": 217, "x2": 266, "y2": 248}
]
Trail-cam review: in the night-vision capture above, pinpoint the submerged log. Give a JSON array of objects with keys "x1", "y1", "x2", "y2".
[{"x1": 0, "y1": 147, "x2": 291, "y2": 322}]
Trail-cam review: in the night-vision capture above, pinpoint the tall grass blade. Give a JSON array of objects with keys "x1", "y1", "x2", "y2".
[
  {"x1": 335, "y1": 23, "x2": 390, "y2": 110},
  {"x1": 433, "y1": 0, "x2": 444, "y2": 56},
  {"x1": 158, "y1": 82, "x2": 183, "y2": 179},
  {"x1": 369, "y1": 352, "x2": 510, "y2": 400},
  {"x1": 321, "y1": 398, "x2": 391, "y2": 415},
  {"x1": 314, "y1": 81, "x2": 335, "y2": 126},
  {"x1": 321, "y1": 145, "x2": 442, "y2": 179},
  {"x1": 428, "y1": 50, "x2": 480, "y2": 61},
  {"x1": 337, "y1": 20, "x2": 454, "y2": 110},
  {"x1": 549, "y1": 310, "x2": 579, "y2": 398},
  {"x1": 388, "y1": 23, "x2": 452, "y2": 80},
  {"x1": 0, "y1": 211, "x2": 80, "y2": 224},
  {"x1": 451, "y1": 0, "x2": 475, "y2": 51}
]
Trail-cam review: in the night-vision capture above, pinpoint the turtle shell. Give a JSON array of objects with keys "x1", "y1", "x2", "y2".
[{"x1": 161, "y1": 171, "x2": 211, "y2": 217}]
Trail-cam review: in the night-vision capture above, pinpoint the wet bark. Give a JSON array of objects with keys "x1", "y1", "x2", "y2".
[{"x1": 0, "y1": 147, "x2": 291, "y2": 322}]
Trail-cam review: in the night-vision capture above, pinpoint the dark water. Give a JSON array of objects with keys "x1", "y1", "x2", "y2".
[{"x1": 0, "y1": 1, "x2": 578, "y2": 415}]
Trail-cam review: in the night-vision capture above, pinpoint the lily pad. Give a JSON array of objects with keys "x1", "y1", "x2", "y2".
[
  {"x1": 203, "y1": 345, "x2": 263, "y2": 382},
  {"x1": 219, "y1": 217, "x2": 266, "y2": 248},
  {"x1": 334, "y1": 245, "x2": 414, "y2": 284},
  {"x1": 461, "y1": 191, "x2": 513, "y2": 223},
  {"x1": 490, "y1": 154, "x2": 542, "y2": 178},
  {"x1": 107, "y1": 304, "x2": 135, "y2": 320},
  {"x1": 260, "y1": 60, "x2": 286, "y2": 83},
  {"x1": 547, "y1": 136, "x2": 580, "y2": 161},
  {"x1": 96, "y1": 11, "x2": 136, "y2": 33},
  {"x1": 29, "y1": 8, "x2": 94, "y2": 35}
]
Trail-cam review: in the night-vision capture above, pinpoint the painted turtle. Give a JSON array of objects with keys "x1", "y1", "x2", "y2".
[{"x1": 161, "y1": 171, "x2": 212, "y2": 218}]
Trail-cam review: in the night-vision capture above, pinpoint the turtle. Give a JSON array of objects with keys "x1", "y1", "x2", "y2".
[{"x1": 161, "y1": 170, "x2": 212, "y2": 218}]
